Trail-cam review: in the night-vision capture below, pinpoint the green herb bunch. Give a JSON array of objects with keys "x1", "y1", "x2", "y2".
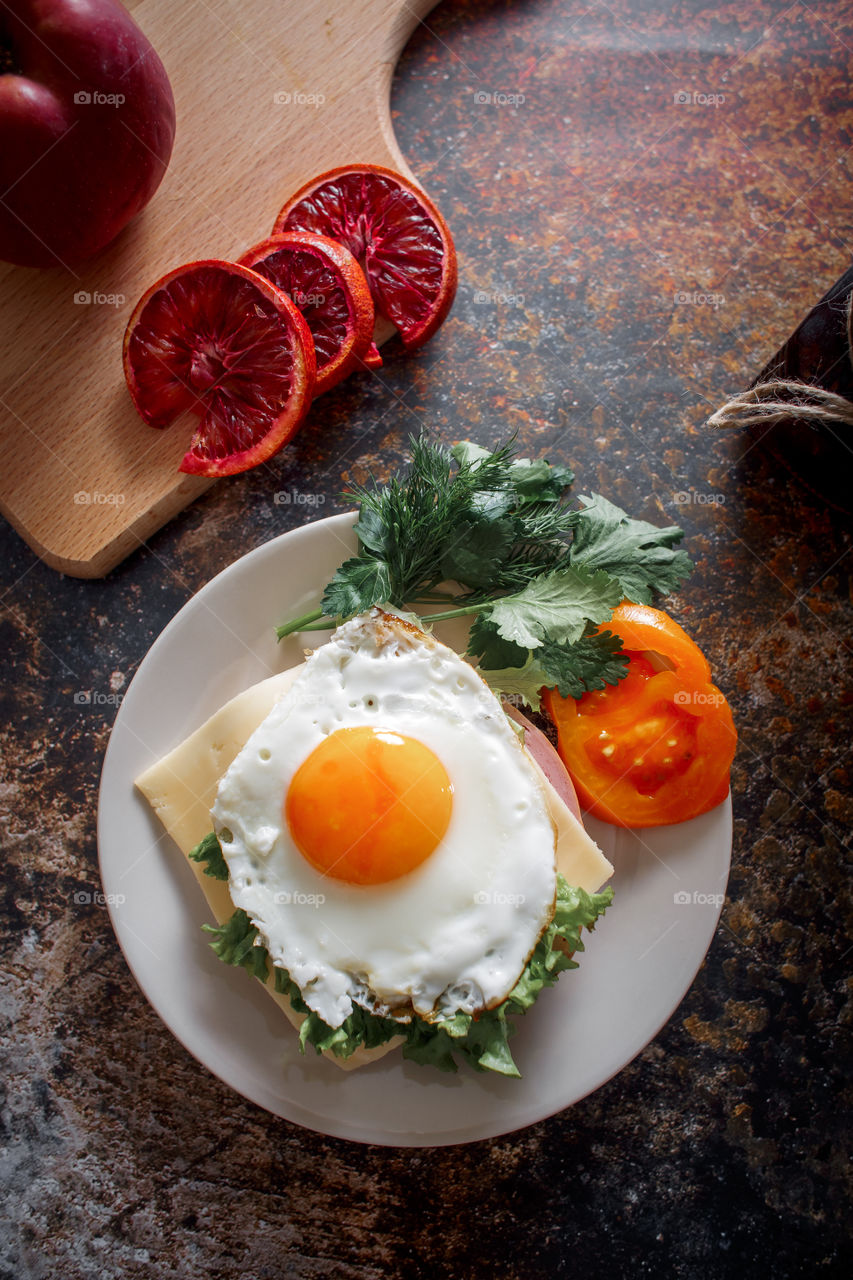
[{"x1": 277, "y1": 436, "x2": 692, "y2": 708}]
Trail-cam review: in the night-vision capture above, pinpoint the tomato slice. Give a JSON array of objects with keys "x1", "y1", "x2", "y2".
[
  {"x1": 603, "y1": 602, "x2": 711, "y2": 683},
  {"x1": 544, "y1": 604, "x2": 736, "y2": 828}
]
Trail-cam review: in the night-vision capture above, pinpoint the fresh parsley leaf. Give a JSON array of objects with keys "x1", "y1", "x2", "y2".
[
  {"x1": 571, "y1": 493, "x2": 693, "y2": 604},
  {"x1": 535, "y1": 630, "x2": 630, "y2": 699},
  {"x1": 476, "y1": 653, "x2": 548, "y2": 711},
  {"x1": 451, "y1": 440, "x2": 574, "y2": 505},
  {"x1": 188, "y1": 831, "x2": 228, "y2": 881},
  {"x1": 511, "y1": 456, "x2": 575, "y2": 503},
  {"x1": 474, "y1": 631, "x2": 629, "y2": 709},
  {"x1": 320, "y1": 556, "x2": 393, "y2": 620},
  {"x1": 351, "y1": 504, "x2": 390, "y2": 555},
  {"x1": 440, "y1": 513, "x2": 518, "y2": 589},
  {"x1": 488, "y1": 565, "x2": 622, "y2": 649},
  {"x1": 467, "y1": 615, "x2": 529, "y2": 670},
  {"x1": 202, "y1": 909, "x2": 269, "y2": 981}
]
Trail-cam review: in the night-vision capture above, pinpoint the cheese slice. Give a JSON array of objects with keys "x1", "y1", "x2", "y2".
[{"x1": 136, "y1": 662, "x2": 613, "y2": 1071}]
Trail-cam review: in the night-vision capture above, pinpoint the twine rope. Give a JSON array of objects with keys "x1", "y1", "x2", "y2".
[{"x1": 707, "y1": 293, "x2": 853, "y2": 429}]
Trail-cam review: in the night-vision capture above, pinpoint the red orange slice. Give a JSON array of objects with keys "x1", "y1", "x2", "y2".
[
  {"x1": 238, "y1": 231, "x2": 380, "y2": 395},
  {"x1": 123, "y1": 260, "x2": 316, "y2": 477},
  {"x1": 274, "y1": 163, "x2": 457, "y2": 350}
]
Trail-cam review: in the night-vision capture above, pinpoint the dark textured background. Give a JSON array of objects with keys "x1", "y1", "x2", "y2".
[{"x1": 2, "y1": 1, "x2": 852, "y2": 1276}]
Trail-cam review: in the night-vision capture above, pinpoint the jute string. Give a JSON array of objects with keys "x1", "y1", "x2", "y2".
[{"x1": 707, "y1": 293, "x2": 853, "y2": 430}]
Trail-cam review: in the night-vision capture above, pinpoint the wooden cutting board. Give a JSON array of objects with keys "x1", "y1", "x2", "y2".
[{"x1": 0, "y1": 0, "x2": 438, "y2": 578}]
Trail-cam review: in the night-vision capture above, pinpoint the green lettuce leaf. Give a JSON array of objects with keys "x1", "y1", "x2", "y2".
[
  {"x1": 202, "y1": 908, "x2": 268, "y2": 981},
  {"x1": 200, "y1": 869, "x2": 613, "y2": 1077},
  {"x1": 188, "y1": 830, "x2": 228, "y2": 880}
]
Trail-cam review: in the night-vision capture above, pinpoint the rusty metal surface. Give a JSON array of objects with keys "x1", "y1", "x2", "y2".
[{"x1": 1, "y1": 1, "x2": 851, "y2": 1276}]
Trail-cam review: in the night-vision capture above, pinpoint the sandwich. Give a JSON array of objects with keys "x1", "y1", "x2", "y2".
[{"x1": 137, "y1": 608, "x2": 613, "y2": 1077}]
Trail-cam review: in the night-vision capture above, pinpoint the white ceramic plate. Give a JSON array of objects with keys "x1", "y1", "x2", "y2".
[{"x1": 98, "y1": 513, "x2": 732, "y2": 1147}]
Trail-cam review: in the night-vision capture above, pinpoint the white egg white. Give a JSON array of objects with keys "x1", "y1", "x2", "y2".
[{"x1": 212, "y1": 609, "x2": 557, "y2": 1030}]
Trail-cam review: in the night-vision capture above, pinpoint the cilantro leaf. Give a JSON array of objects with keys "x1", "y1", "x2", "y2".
[
  {"x1": 488, "y1": 565, "x2": 623, "y2": 649},
  {"x1": 452, "y1": 440, "x2": 574, "y2": 505},
  {"x1": 440, "y1": 513, "x2": 518, "y2": 589},
  {"x1": 536, "y1": 630, "x2": 630, "y2": 699},
  {"x1": 466, "y1": 615, "x2": 529, "y2": 670},
  {"x1": 476, "y1": 653, "x2": 548, "y2": 711},
  {"x1": 571, "y1": 493, "x2": 693, "y2": 604},
  {"x1": 320, "y1": 556, "x2": 392, "y2": 619},
  {"x1": 511, "y1": 456, "x2": 575, "y2": 503},
  {"x1": 351, "y1": 504, "x2": 390, "y2": 555},
  {"x1": 188, "y1": 831, "x2": 228, "y2": 881}
]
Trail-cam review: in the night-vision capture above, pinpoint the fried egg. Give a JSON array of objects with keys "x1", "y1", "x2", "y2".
[{"x1": 211, "y1": 609, "x2": 557, "y2": 1030}]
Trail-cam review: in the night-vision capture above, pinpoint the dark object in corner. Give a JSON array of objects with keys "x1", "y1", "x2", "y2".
[{"x1": 751, "y1": 265, "x2": 853, "y2": 515}]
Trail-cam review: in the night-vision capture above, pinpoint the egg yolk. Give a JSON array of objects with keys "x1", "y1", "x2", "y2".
[{"x1": 285, "y1": 726, "x2": 453, "y2": 885}]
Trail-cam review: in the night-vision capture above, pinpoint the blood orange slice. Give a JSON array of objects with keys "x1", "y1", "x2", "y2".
[
  {"x1": 274, "y1": 163, "x2": 457, "y2": 350},
  {"x1": 238, "y1": 231, "x2": 380, "y2": 395},
  {"x1": 123, "y1": 260, "x2": 316, "y2": 477}
]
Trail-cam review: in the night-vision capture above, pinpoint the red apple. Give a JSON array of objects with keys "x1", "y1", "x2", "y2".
[{"x1": 0, "y1": 0, "x2": 176, "y2": 268}]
